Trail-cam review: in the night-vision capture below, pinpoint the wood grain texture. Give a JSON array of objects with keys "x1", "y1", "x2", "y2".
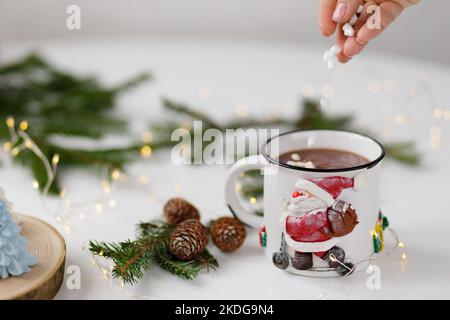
[{"x1": 0, "y1": 214, "x2": 66, "y2": 300}]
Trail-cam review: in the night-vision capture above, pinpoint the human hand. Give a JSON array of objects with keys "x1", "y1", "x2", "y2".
[{"x1": 318, "y1": 0, "x2": 420, "y2": 63}]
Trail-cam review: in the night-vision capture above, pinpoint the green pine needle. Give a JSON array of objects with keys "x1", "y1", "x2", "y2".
[
  {"x1": 0, "y1": 53, "x2": 152, "y2": 194},
  {"x1": 385, "y1": 142, "x2": 421, "y2": 166},
  {"x1": 89, "y1": 220, "x2": 219, "y2": 284},
  {"x1": 88, "y1": 239, "x2": 153, "y2": 284}
]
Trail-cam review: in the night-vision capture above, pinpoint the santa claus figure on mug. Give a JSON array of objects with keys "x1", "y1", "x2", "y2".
[{"x1": 273, "y1": 176, "x2": 361, "y2": 276}]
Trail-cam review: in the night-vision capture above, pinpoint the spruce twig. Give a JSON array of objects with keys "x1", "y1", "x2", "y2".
[
  {"x1": 385, "y1": 142, "x2": 420, "y2": 166},
  {"x1": 89, "y1": 220, "x2": 218, "y2": 284},
  {"x1": 0, "y1": 54, "x2": 152, "y2": 194}
]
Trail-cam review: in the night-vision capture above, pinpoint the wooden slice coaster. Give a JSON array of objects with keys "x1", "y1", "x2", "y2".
[{"x1": 0, "y1": 213, "x2": 66, "y2": 300}]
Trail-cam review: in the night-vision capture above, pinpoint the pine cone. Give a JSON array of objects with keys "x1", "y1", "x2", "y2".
[
  {"x1": 170, "y1": 219, "x2": 208, "y2": 260},
  {"x1": 210, "y1": 217, "x2": 246, "y2": 252},
  {"x1": 164, "y1": 198, "x2": 200, "y2": 225}
]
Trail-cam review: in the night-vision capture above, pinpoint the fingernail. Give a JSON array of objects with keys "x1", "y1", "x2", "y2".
[
  {"x1": 343, "y1": 51, "x2": 354, "y2": 58},
  {"x1": 356, "y1": 38, "x2": 367, "y2": 45},
  {"x1": 332, "y1": 2, "x2": 347, "y2": 22}
]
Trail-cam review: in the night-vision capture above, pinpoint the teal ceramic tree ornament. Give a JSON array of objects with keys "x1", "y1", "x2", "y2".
[{"x1": 0, "y1": 188, "x2": 37, "y2": 279}]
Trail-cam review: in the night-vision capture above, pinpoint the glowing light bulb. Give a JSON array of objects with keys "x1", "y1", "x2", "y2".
[
  {"x1": 95, "y1": 203, "x2": 104, "y2": 213},
  {"x1": 138, "y1": 175, "x2": 149, "y2": 185},
  {"x1": 111, "y1": 169, "x2": 121, "y2": 180},
  {"x1": 32, "y1": 180, "x2": 40, "y2": 189},
  {"x1": 11, "y1": 148, "x2": 20, "y2": 156},
  {"x1": 444, "y1": 110, "x2": 450, "y2": 120},
  {"x1": 3, "y1": 142, "x2": 12, "y2": 152},
  {"x1": 59, "y1": 188, "x2": 67, "y2": 198},
  {"x1": 301, "y1": 83, "x2": 315, "y2": 97},
  {"x1": 321, "y1": 84, "x2": 335, "y2": 98},
  {"x1": 52, "y1": 153, "x2": 60, "y2": 165},
  {"x1": 197, "y1": 86, "x2": 211, "y2": 100},
  {"x1": 368, "y1": 81, "x2": 382, "y2": 94},
  {"x1": 6, "y1": 117, "x2": 15, "y2": 128},
  {"x1": 395, "y1": 114, "x2": 405, "y2": 125},
  {"x1": 249, "y1": 197, "x2": 257, "y2": 205},
  {"x1": 101, "y1": 180, "x2": 111, "y2": 194},
  {"x1": 140, "y1": 145, "x2": 152, "y2": 159},
  {"x1": 108, "y1": 200, "x2": 117, "y2": 208},
  {"x1": 19, "y1": 120, "x2": 29, "y2": 131},
  {"x1": 235, "y1": 104, "x2": 249, "y2": 118},
  {"x1": 433, "y1": 108, "x2": 443, "y2": 119}
]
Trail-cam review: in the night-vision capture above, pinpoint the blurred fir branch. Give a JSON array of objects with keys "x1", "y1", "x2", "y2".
[
  {"x1": 159, "y1": 98, "x2": 421, "y2": 203},
  {"x1": 161, "y1": 97, "x2": 420, "y2": 166},
  {"x1": 0, "y1": 54, "x2": 152, "y2": 194},
  {"x1": 89, "y1": 220, "x2": 218, "y2": 284},
  {"x1": 0, "y1": 54, "x2": 420, "y2": 200}
]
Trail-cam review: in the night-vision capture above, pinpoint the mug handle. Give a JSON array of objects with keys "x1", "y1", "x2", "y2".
[{"x1": 225, "y1": 154, "x2": 267, "y2": 229}]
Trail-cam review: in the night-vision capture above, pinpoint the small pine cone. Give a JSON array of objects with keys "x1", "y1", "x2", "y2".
[
  {"x1": 210, "y1": 217, "x2": 246, "y2": 252},
  {"x1": 170, "y1": 219, "x2": 208, "y2": 260},
  {"x1": 164, "y1": 198, "x2": 200, "y2": 225}
]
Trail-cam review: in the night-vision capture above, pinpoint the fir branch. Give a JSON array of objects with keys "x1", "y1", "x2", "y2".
[
  {"x1": 0, "y1": 53, "x2": 152, "y2": 194},
  {"x1": 297, "y1": 99, "x2": 354, "y2": 130},
  {"x1": 153, "y1": 252, "x2": 203, "y2": 280},
  {"x1": 88, "y1": 239, "x2": 153, "y2": 284},
  {"x1": 162, "y1": 97, "x2": 295, "y2": 130},
  {"x1": 154, "y1": 249, "x2": 218, "y2": 280},
  {"x1": 163, "y1": 98, "x2": 220, "y2": 128},
  {"x1": 89, "y1": 220, "x2": 219, "y2": 284},
  {"x1": 385, "y1": 142, "x2": 421, "y2": 166},
  {"x1": 194, "y1": 249, "x2": 219, "y2": 271},
  {"x1": 138, "y1": 220, "x2": 173, "y2": 238}
]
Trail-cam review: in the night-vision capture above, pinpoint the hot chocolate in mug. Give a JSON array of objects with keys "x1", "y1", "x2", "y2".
[{"x1": 225, "y1": 129, "x2": 386, "y2": 277}]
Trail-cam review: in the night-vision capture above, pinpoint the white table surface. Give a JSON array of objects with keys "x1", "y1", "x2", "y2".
[{"x1": 1, "y1": 38, "x2": 450, "y2": 300}]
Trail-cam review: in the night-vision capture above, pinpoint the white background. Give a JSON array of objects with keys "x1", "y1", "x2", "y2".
[{"x1": 1, "y1": 0, "x2": 450, "y2": 64}]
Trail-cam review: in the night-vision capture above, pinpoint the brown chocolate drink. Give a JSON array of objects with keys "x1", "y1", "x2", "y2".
[{"x1": 279, "y1": 148, "x2": 369, "y2": 170}]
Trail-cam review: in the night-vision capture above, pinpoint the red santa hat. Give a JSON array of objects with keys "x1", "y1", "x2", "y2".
[{"x1": 294, "y1": 174, "x2": 365, "y2": 207}]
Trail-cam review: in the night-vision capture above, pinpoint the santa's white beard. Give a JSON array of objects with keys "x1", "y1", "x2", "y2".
[{"x1": 288, "y1": 196, "x2": 327, "y2": 215}]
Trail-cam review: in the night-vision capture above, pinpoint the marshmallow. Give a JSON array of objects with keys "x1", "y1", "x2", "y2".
[
  {"x1": 327, "y1": 59, "x2": 336, "y2": 70},
  {"x1": 343, "y1": 23, "x2": 355, "y2": 37},
  {"x1": 323, "y1": 50, "x2": 331, "y2": 62},
  {"x1": 323, "y1": 45, "x2": 341, "y2": 70},
  {"x1": 357, "y1": 4, "x2": 364, "y2": 14},
  {"x1": 330, "y1": 45, "x2": 341, "y2": 55},
  {"x1": 349, "y1": 14, "x2": 358, "y2": 26},
  {"x1": 290, "y1": 153, "x2": 301, "y2": 161},
  {"x1": 286, "y1": 160, "x2": 316, "y2": 169}
]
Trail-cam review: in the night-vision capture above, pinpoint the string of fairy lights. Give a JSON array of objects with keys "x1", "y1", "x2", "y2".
[
  {"x1": 0, "y1": 71, "x2": 446, "y2": 299},
  {"x1": 1, "y1": 116, "x2": 160, "y2": 234}
]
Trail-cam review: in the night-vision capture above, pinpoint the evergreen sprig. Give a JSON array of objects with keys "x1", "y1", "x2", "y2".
[
  {"x1": 89, "y1": 220, "x2": 219, "y2": 284},
  {"x1": 161, "y1": 97, "x2": 420, "y2": 165},
  {"x1": 159, "y1": 98, "x2": 420, "y2": 202},
  {"x1": 0, "y1": 54, "x2": 152, "y2": 194},
  {"x1": 154, "y1": 250, "x2": 219, "y2": 280}
]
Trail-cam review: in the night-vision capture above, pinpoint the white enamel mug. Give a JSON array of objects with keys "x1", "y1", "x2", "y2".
[{"x1": 225, "y1": 130, "x2": 385, "y2": 277}]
